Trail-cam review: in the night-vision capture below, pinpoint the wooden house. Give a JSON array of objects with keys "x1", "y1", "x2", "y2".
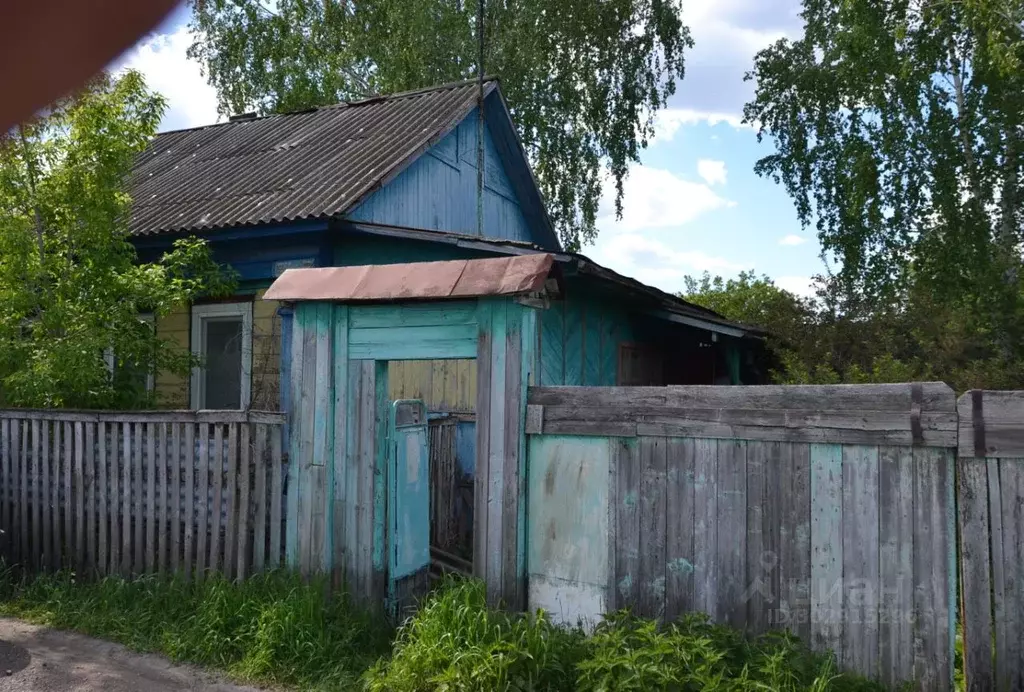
[{"x1": 127, "y1": 79, "x2": 765, "y2": 607}]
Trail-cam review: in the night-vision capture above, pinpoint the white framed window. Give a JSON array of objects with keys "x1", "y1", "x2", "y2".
[{"x1": 191, "y1": 302, "x2": 252, "y2": 410}]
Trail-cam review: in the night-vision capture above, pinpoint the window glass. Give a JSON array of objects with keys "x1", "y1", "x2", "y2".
[{"x1": 203, "y1": 317, "x2": 243, "y2": 409}]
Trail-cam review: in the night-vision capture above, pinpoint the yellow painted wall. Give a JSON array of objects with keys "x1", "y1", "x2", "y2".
[
  {"x1": 154, "y1": 303, "x2": 189, "y2": 408},
  {"x1": 251, "y1": 290, "x2": 281, "y2": 411},
  {"x1": 153, "y1": 291, "x2": 283, "y2": 411},
  {"x1": 388, "y1": 359, "x2": 476, "y2": 413}
]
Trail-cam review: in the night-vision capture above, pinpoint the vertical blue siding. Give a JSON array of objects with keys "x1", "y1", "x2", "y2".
[
  {"x1": 347, "y1": 111, "x2": 533, "y2": 243},
  {"x1": 539, "y1": 291, "x2": 634, "y2": 386}
]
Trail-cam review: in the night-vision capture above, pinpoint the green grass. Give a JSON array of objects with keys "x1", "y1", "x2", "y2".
[
  {"x1": 0, "y1": 568, "x2": 888, "y2": 691},
  {"x1": 0, "y1": 565, "x2": 392, "y2": 689}
]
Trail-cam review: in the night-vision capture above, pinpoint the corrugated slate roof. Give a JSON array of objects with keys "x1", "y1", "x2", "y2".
[{"x1": 129, "y1": 80, "x2": 495, "y2": 236}]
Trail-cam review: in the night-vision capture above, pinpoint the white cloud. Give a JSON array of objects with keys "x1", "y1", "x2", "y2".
[
  {"x1": 597, "y1": 165, "x2": 734, "y2": 233},
  {"x1": 653, "y1": 108, "x2": 749, "y2": 141},
  {"x1": 778, "y1": 234, "x2": 807, "y2": 246},
  {"x1": 775, "y1": 275, "x2": 815, "y2": 297},
  {"x1": 588, "y1": 233, "x2": 747, "y2": 294},
  {"x1": 119, "y1": 25, "x2": 220, "y2": 132},
  {"x1": 697, "y1": 160, "x2": 727, "y2": 186},
  {"x1": 659, "y1": 0, "x2": 802, "y2": 129}
]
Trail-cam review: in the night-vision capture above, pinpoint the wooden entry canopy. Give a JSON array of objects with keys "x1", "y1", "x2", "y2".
[
  {"x1": 268, "y1": 255, "x2": 549, "y2": 611},
  {"x1": 264, "y1": 254, "x2": 556, "y2": 302}
]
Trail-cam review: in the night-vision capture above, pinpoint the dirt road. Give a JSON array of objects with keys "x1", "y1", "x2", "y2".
[{"x1": 0, "y1": 618, "x2": 263, "y2": 691}]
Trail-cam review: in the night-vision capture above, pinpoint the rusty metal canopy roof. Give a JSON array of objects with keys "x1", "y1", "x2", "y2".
[
  {"x1": 263, "y1": 254, "x2": 555, "y2": 302},
  {"x1": 129, "y1": 79, "x2": 497, "y2": 236}
]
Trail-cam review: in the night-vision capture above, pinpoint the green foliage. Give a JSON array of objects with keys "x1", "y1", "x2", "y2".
[
  {"x1": 0, "y1": 569, "x2": 392, "y2": 689},
  {"x1": 0, "y1": 71, "x2": 235, "y2": 409},
  {"x1": 744, "y1": 0, "x2": 1024, "y2": 377},
  {"x1": 366, "y1": 579, "x2": 881, "y2": 692},
  {"x1": 365, "y1": 577, "x2": 587, "y2": 690},
  {"x1": 187, "y1": 0, "x2": 692, "y2": 251},
  {"x1": 682, "y1": 269, "x2": 1024, "y2": 390},
  {"x1": 577, "y1": 611, "x2": 881, "y2": 692}
]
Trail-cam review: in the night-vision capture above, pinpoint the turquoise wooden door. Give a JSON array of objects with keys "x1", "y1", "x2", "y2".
[{"x1": 387, "y1": 399, "x2": 430, "y2": 615}]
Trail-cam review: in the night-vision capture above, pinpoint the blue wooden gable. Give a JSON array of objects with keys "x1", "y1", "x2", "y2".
[{"x1": 347, "y1": 104, "x2": 550, "y2": 247}]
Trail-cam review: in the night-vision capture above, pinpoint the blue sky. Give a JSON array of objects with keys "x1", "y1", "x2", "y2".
[{"x1": 122, "y1": 0, "x2": 822, "y2": 297}]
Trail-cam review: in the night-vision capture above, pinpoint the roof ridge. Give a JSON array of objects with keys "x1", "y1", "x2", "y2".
[{"x1": 152, "y1": 76, "x2": 499, "y2": 138}]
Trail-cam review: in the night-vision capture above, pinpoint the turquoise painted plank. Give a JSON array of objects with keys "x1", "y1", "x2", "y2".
[
  {"x1": 348, "y1": 325, "x2": 477, "y2": 360},
  {"x1": 563, "y1": 298, "x2": 583, "y2": 386},
  {"x1": 486, "y1": 300, "x2": 508, "y2": 597},
  {"x1": 810, "y1": 443, "x2": 843, "y2": 658},
  {"x1": 600, "y1": 305, "x2": 619, "y2": 386},
  {"x1": 331, "y1": 305, "x2": 349, "y2": 584},
  {"x1": 388, "y1": 405, "x2": 430, "y2": 580},
  {"x1": 312, "y1": 304, "x2": 332, "y2": 467},
  {"x1": 297, "y1": 304, "x2": 319, "y2": 575},
  {"x1": 372, "y1": 361, "x2": 389, "y2": 599},
  {"x1": 312, "y1": 303, "x2": 333, "y2": 574},
  {"x1": 285, "y1": 304, "x2": 306, "y2": 567},
  {"x1": 539, "y1": 303, "x2": 564, "y2": 386},
  {"x1": 583, "y1": 302, "x2": 601, "y2": 386},
  {"x1": 348, "y1": 302, "x2": 478, "y2": 329},
  {"x1": 516, "y1": 306, "x2": 536, "y2": 593}
]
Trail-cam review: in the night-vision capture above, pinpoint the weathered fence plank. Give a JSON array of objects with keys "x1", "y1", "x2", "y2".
[
  {"x1": 236, "y1": 423, "x2": 251, "y2": 581},
  {"x1": 665, "y1": 437, "x2": 694, "y2": 621},
  {"x1": 253, "y1": 424, "x2": 268, "y2": 573},
  {"x1": 0, "y1": 411, "x2": 283, "y2": 584},
  {"x1": 209, "y1": 424, "x2": 224, "y2": 575},
  {"x1": 810, "y1": 443, "x2": 843, "y2": 659},
  {"x1": 120, "y1": 422, "x2": 131, "y2": 575},
  {"x1": 98, "y1": 422, "x2": 108, "y2": 576},
  {"x1": 270, "y1": 425, "x2": 283, "y2": 568},
  {"x1": 157, "y1": 423, "x2": 167, "y2": 573},
  {"x1": 184, "y1": 422, "x2": 195, "y2": 581},
  {"x1": 171, "y1": 423, "x2": 181, "y2": 574},
  {"x1": 224, "y1": 423, "x2": 238, "y2": 581},
  {"x1": 841, "y1": 445, "x2": 880, "y2": 676},
  {"x1": 41, "y1": 423, "x2": 50, "y2": 570},
  {"x1": 196, "y1": 422, "x2": 209, "y2": 579},
  {"x1": 86, "y1": 422, "x2": 96, "y2": 571},
  {"x1": 612, "y1": 437, "x2": 639, "y2": 609},
  {"x1": 716, "y1": 439, "x2": 746, "y2": 630},
  {"x1": 879, "y1": 447, "x2": 914, "y2": 687},
  {"x1": 638, "y1": 436, "x2": 666, "y2": 620},
  {"x1": 692, "y1": 437, "x2": 718, "y2": 619}
]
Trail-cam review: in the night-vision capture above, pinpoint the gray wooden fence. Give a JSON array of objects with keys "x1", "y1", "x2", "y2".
[
  {"x1": 0, "y1": 409, "x2": 287, "y2": 581},
  {"x1": 526, "y1": 383, "x2": 957, "y2": 690},
  {"x1": 957, "y1": 391, "x2": 1024, "y2": 692}
]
